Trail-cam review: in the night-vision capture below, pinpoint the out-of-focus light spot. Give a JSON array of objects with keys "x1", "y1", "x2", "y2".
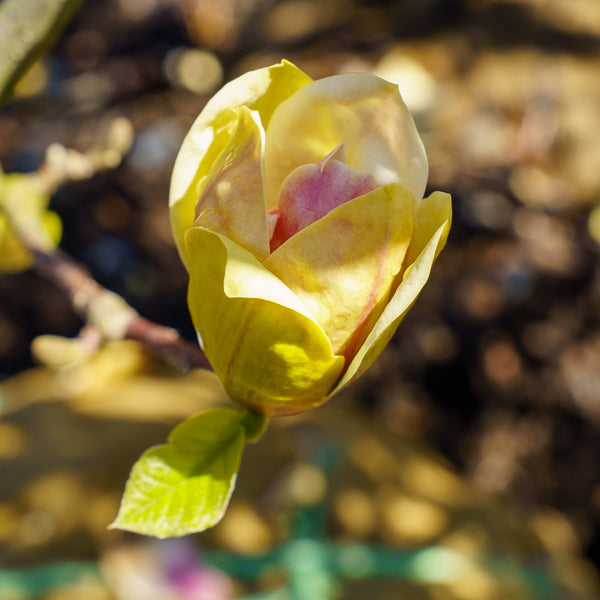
[
  {"x1": 0, "y1": 423, "x2": 27, "y2": 459},
  {"x1": 587, "y1": 204, "x2": 600, "y2": 246},
  {"x1": 350, "y1": 436, "x2": 397, "y2": 481},
  {"x1": 17, "y1": 509, "x2": 57, "y2": 548},
  {"x1": 214, "y1": 502, "x2": 273, "y2": 555},
  {"x1": 66, "y1": 71, "x2": 115, "y2": 107},
  {"x1": 472, "y1": 425, "x2": 518, "y2": 495},
  {"x1": 13, "y1": 60, "x2": 48, "y2": 98},
  {"x1": 521, "y1": 320, "x2": 566, "y2": 359},
  {"x1": 23, "y1": 472, "x2": 85, "y2": 518},
  {"x1": 117, "y1": 0, "x2": 160, "y2": 21},
  {"x1": 398, "y1": 456, "x2": 467, "y2": 507},
  {"x1": 264, "y1": 0, "x2": 340, "y2": 42},
  {"x1": 282, "y1": 539, "x2": 331, "y2": 580},
  {"x1": 381, "y1": 390, "x2": 431, "y2": 438},
  {"x1": 0, "y1": 504, "x2": 20, "y2": 542},
  {"x1": 560, "y1": 336, "x2": 600, "y2": 418},
  {"x1": 83, "y1": 492, "x2": 122, "y2": 539},
  {"x1": 510, "y1": 165, "x2": 573, "y2": 211},
  {"x1": 375, "y1": 51, "x2": 437, "y2": 114},
  {"x1": 458, "y1": 277, "x2": 503, "y2": 321},
  {"x1": 513, "y1": 208, "x2": 577, "y2": 275},
  {"x1": 129, "y1": 121, "x2": 185, "y2": 170},
  {"x1": 103, "y1": 117, "x2": 135, "y2": 167},
  {"x1": 335, "y1": 544, "x2": 376, "y2": 578},
  {"x1": 164, "y1": 48, "x2": 223, "y2": 95},
  {"x1": 416, "y1": 323, "x2": 458, "y2": 362},
  {"x1": 530, "y1": 509, "x2": 580, "y2": 555},
  {"x1": 377, "y1": 489, "x2": 448, "y2": 544},
  {"x1": 460, "y1": 110, "x2": 514, "y2": 167},
  {"x1": 284, "y1": 463, "x2": 327, "y2": 506},
  {"x1": 446, "y1": 565, "x2": 498, "y2": 600},
  {"x1": 334, "y1": 489, "x2": 376, "y2": 537},
  {"x1": 481, "y1": 241, "x2": 533, "y2": 303},
  {"x1": 440, "y1": 523, "x2": 489, "y2": 556},
  {"x1": 409, "y1": 547, "x2": 471, "y2": 583},
  {"x1": 104, "y1": 539, "x2": 234, "y2": 600},
  {"x1": 183, "y1": 0, "x2": 237, "y2": 49},
  {"x1": 482, "y1": 338, "x2": 522, "y2": 387},
  {"x1": 464, "y1": 191, "x2": 512, "y2": 231}
]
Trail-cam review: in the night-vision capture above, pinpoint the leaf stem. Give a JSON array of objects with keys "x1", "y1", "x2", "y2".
[{"x1": 241, "y1": 409, "x2": 269, "y2": 442}]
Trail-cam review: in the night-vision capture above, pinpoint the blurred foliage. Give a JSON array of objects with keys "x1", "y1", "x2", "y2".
[
  {"x1": 0, "y1": 115, "x2": 132, "y2": 273},
  {"x1": 0, "y1": 0, "x2": 84, "y2": 104},
  {"x1": 0, "y1": 170, "x2": 61, "y2": 272},
  {"x1": 1, "y1": 377, "x2": 599, "y2": 598},
  {"x1": 1, "y1": 339, "x2": 229, "y2": 418}
]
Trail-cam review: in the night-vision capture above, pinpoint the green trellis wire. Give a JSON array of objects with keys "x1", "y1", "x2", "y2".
[
  {"x1": 0, "y1": 536, "x2": 560, "y2": 600},
  {"x1": 202, "y1": 500, "x2": 558, "y2": 600},
  {"x1": 0, "y1": 443, "x2": 559, "y2": 600}
]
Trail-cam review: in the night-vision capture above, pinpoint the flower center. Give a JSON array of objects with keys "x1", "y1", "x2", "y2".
[{"x1": 269, "y1": 144, "x2": 380, "y2": 252}]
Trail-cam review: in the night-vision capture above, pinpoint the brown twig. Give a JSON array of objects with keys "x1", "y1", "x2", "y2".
[
  {"x1": 2, "y1": 117, "x2": 211, "y2": 373},
  {"x1": 31, "y1": 245, "x2": 211, "y2": 371}
]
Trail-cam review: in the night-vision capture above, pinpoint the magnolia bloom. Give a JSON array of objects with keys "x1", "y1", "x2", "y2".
[{"x1": 170, "y1": 60, "x2": 451, "y2": 416}]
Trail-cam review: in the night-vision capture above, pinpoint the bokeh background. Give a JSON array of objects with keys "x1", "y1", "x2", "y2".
[{"x1": 2, "y1": 0, "x2": 600, "y2": 598}]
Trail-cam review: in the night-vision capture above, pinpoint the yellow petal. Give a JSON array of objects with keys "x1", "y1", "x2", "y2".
[
  {"x1": 264, "y1": 72, "x2": 428, "y2": 210},
  {"x1": 170, "y1": 60, "x2": 311, "y2": 267},
  {"x1": 185, "y1": 226, "x2": 344, "y2": 416},
  {"x1": 333, "y1": 191, "x2": 452, "y2": 392},
  {"x1": 405, "y1": 190, "x2": 452, "y2": 265},
  {"x1": 265, "y1": 184, "x2": 415, "y2": 361},
  {"x1": 194, "y1": 107, "x2": 269, "y2": 260}
]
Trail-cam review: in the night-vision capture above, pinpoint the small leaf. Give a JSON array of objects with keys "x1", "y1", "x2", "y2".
[
  {"x1": 0, "y1": 0, "x2": 84, "y2": 105},
  {"x1": 111, "y1": 408, "x2": 245, "y2": 538}
]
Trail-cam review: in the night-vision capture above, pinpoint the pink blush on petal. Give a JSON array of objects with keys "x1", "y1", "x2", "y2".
[{"x1": 269, "y1": 153, "x2": 380, "y2": 252}]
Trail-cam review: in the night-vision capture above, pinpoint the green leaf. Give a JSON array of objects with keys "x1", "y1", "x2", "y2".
[
  {"x1": 0, "y1": 0, "x2": 85, "y2": 105},
  {"x1": 110, "y1": 408, "x2": 246, "y2": 538}
]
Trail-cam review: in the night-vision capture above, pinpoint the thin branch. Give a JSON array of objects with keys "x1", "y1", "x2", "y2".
[
  {"x1": 2, "y1": 117, "x2": 211, "y2": 373},
  {"x1": 27, "y1": 239, "x2": 210, "y2": 370},
  {"x1": 31, "y1": 245, "x2": 211, "y2": 372}
]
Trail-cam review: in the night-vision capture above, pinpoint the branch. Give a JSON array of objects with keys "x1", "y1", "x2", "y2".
[
  {"x1": 32, "y1": 244, "x2": 211, "y2": 371},
  {"x1": 2, "y1": 118, "x2": 211, "y2": 372}
]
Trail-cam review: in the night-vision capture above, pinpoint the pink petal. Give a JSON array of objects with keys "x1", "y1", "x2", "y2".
[{"x1": 269, "y1": 148, "x2": 379, "y2": 251}]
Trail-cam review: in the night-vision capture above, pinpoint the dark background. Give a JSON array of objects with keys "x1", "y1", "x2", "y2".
[{"x1": 2, "y1": 1, "x2": 600, "y2": 598}]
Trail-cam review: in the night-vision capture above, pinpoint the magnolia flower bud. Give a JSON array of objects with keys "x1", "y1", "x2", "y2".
[{"x1": 170, "y1": 60, "x2": 451, "y2": 415}]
